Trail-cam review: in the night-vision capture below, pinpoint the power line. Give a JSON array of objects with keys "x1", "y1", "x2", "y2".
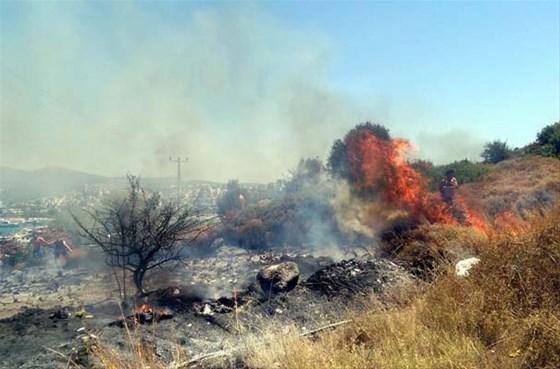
[{"x1": 169, "y1": 156, "x2": 188, "y2": 201}]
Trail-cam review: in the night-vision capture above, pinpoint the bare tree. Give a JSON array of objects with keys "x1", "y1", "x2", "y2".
[{"x1": 72, "y1": 176, "x2": 210, "y2": 297}]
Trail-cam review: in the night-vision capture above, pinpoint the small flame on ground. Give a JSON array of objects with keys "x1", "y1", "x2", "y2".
[
  {"x1": 493, "y1": 211, "x2": 529, "y2": 236},
  {"x1": 135, "y1": 303, "x2": 153, "y2": 315}
]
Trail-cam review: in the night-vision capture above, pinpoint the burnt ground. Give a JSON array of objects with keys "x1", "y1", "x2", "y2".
[{"x1": 0, "y1": 244, "x2": 412, "y2": 369}]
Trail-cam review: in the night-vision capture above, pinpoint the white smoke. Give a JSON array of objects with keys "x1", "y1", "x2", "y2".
[{"x1": 0, "y1": 3, "x2": 361, "y2": 182}]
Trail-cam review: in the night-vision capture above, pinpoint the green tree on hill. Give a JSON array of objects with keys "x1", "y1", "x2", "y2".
[
  {"x1": 217, "y1": 180, "x2": 247, "y2": 216},
  {"x1": 481, "y1": 140, "x2": 512, "y2": 164},
  {"x1": 285, "y1": 158, "x2": 324, "y2": 193},
  {"x1": 536, "y1": 122, "x2": 560, "y2": 156}
]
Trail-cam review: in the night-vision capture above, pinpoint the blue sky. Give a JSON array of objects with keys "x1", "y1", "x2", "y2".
[
  {"x1": 0, "y1": 1, "x2": 558, "y2": 181},
  {"x1": 269, "y1": 1, "x2": 559, "y2": 142}
]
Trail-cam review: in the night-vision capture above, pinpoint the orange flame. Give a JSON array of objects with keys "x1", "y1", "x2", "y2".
[
  {"x1": 345, "y1": 129, "x2": 489, "y2": 233},
  {"x1": 493, "y1": 211, "x2": 528, "y2": 236},
  {"x1": 136, "y1": 303, "x2": 153, "y2": 315}
]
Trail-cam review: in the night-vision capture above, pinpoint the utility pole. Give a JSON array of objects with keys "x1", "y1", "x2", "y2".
[{"x1": 169, "y1": 156, "x2": 188, "y2": 202}]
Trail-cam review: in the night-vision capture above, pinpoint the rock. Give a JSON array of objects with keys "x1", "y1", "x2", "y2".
[
  {"x1": 455, "y1": 257, "x2": 480, "y2": 277},
  {"x1": 257, "y1": 262, "x2": 300, "y2": 294}
]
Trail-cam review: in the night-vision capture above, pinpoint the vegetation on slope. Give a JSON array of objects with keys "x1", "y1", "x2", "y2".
[
  {"x1": 412, "y1": 159, "x2": 492, "y2": 192},
  {"x1": 459, "y1": 156, "x2": 560, "y2": 219},
  {"x1": 246, "y1": 208, "x2": 560, "y2": 369},
  {"x1": 521, "y1": 122, "x2": 560, "y2": 158}
]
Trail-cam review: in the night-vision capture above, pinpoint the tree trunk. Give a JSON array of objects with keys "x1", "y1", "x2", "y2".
[
  {"x1": 122, "y1": 264, "x2": 127, "y2": 302},
  {"x1": 133, "y1": 268, "x2": 147, "y2": 296},
  {"x1": 122, "y1": 246, "x2": 127, "y2": 302}
]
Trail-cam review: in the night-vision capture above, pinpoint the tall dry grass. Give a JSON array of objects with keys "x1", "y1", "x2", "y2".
[
  {"x1": 381, "y1": 223, "x2": 487, "y2": 277},
  {"x1": 459, "y1": 157, "x2": 560, "y2": 218},
  {"x1": 246, "y1": 209, "x2": 560, "y2": 369},
  {"x1": 85, "y1": 320, "x2": 188, "y2": 369}
]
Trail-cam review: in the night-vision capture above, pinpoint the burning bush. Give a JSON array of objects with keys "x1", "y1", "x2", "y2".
[
  {"x1": 344, "y1": 126, "x2": 471, "y2": 227},
  {"x1": 327, "y1": 122, "x2": 391, "y2": 183},
  {"x1": 326, "y1": 122, "x2": 495, "y2": 236}
]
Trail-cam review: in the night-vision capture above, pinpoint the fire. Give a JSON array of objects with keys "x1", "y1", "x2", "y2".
[
  {"x1": 344, "y1": 129, "x2": 489, "y2": 233},
  {"x1": 131, "y1": 303, "x2": 173, "y2": 324},
  {"x1": 454, "y1": 197, "x2": 490, "y2": 235},
  {"x1": 494, "y1": 211, "x2": 528, "y2": 236},
  {"x1": 135, "y1": 303, "x2": 153, "y2": 315}
]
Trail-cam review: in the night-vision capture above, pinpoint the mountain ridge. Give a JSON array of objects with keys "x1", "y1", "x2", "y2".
[{"x1": 0, "y1": 166, "x2": 225, "y2": 204}]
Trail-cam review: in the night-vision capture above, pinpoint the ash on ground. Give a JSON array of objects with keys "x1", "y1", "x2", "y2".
[{"x1": 0, "y1": 243, "x2": 412, "y2": 369}]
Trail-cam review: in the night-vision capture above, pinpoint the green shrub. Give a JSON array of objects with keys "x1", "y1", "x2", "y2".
[
  {"x1": 216, "y1": 180, "x2": 245, "y2": 216},
  {"x1": 481, "y1": 140, "x2": 513, "y2": 164},
  {"x1": 536, "y1": 122, "x2": 560, "y2": 147},
  {"x1": 521, "y1": 122, "x2": 560, "y2": 158},
  {"x1": 413, "y1": 159, "x2": 491, "y2": 191},
  {"x1": 535, "y1": 122, "x2": 560, "y2": 157},
  {"x1": 285, "y1": 158, "x2": 324, "y2": 193}
]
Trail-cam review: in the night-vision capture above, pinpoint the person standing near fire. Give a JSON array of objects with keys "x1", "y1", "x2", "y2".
[{"x1": 439, "y1": 169, "x2": 458, "y2": 206}]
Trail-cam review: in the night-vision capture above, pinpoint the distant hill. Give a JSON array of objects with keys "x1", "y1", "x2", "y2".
[
  {"x1": 0, "y1": 166, "x2": 226, "y2": 204},
  {"x1": 0, "y1": 166, "x2": 111, "y2": 203}
]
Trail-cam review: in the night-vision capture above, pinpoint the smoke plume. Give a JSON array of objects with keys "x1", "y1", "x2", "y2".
[{"x1": 0, "y1": 3, "x2": 358, "y2": 182}]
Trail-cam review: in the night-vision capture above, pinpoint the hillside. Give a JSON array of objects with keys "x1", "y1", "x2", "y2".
[
  {"x1": 0, "y1": 167, "x2": 228, "y2": 204},
  {"x1": 458, "y1": 156, "x2": 560, "y2": 219},
  {"x1": 0, "y1": 166, "x2": 111, "y2": 203}
]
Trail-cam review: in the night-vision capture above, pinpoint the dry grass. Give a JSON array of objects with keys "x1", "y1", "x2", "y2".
[
  {"x1": 381, "y1": 223, "x2": 487, "y2": 277},
  {"x1": 89, "y1": 340, "x2": 172, "y2": 369},
  {"x1": 86, "y1": 316, "x2": 237, "y2": 369},
  {"x1": 246, "y1": 208, "x2": 560, "y2": 369},
  {"x1": 245, "y1": 301, "x2": 489, "y2": 369},
  {"x1": 85, "y1": 321, "x2": 188, "y2": 369},
  {"x1": 459, "y1": 157, "x2": 560, "y2": 218}
]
